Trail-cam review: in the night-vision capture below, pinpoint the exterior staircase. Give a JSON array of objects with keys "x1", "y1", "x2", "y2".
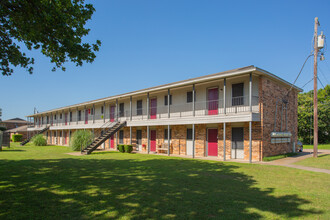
[
  {"x1": 21, "y1": 126, "x2": 50, "y2": 146},
  {"x1": 81, "y1": 121, "x2": 127, "y2": 155}
]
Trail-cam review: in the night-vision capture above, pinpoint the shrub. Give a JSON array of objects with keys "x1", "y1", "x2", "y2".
[
  {"x1": 124, "y1": 145, "x2": 133, "y2": 153},
  {"x1": 118, "y1": 144, "x2": 125, "y2": 153},
  {"x1": 12, "y1": 134, "x2": 23, "y2": 142},
  {"x1": 0, "y1": 127, "x2": 6, "y2": 131},
  {"x1": 70, "y1": 130, "x2": 94, "y2": 151},
  {"x1": 31, "y1": 134, "x2": 47, "y2": 146}
]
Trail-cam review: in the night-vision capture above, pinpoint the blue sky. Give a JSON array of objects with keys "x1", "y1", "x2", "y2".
[{"x1": 1, "y1": 0, "x2": 329, "y2": 120}]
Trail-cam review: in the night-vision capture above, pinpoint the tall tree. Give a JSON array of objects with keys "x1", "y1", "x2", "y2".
[
  {"x1": 0, "y1": 0, "x2": 101, "y2": 76},
  {"x1": 298, "y1": 84, "x2": 330, "y2": 144}
]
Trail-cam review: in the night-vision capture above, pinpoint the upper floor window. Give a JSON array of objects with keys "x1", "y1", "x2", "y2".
[
  {"x1": 70, "y1": 112, "x2": 72, "y2": 122},
  {"x1": 137, "y1": 100, "x2": 143, "y2": 115},
  {"x1": 91, "y1": 108, "x2": 94, "y2": 115},
  {"x1": 119, "y1": 103, "x2": 124, "y2": 117},
  {"x1": 60, "y1": 114, "x2": 62, "y2": 120},
  {"x1": 187, "y1": 91, "x2": 196, "y2": 103},
  {"x1": 232, "y1": 83, "x2": 244, "y2": 106},
  {"x1": 46, "y1": 116, "x2": 49, "y2": 124},
  {"x1": 78, "y1": 110, "x2": 81, "y2": 121},
  {"x1": 101, "y1": 106, "x2": 104, "y2": 114},
  {"x1": 164, "y1": 95, "x2": 172, "y2": 106},
  {"x1": 54, "y1": 115, "x2": 57, "y2": 120}
]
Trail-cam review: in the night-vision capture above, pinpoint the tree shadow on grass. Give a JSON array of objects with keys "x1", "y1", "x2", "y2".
[
  {"x1": 0, "y1": 149, "x2": 25, "y2": 152},
  {"x1": 0, "y1": 156, "x2": 323, "y2": 219}
]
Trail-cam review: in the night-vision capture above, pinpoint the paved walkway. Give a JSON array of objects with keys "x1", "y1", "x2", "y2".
[{"x1": 259, "y1": 149, "x2": 330, "y2": 174}]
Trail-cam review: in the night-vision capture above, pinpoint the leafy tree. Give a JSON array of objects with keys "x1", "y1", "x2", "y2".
[
  {"x1": 298, "y1": 84, "x2": 330, "y2": 144},
  {"x1": 0, "y1": 0, "x2": 101, "y2": 76}
]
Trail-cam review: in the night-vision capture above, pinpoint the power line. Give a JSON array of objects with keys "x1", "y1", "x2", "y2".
[
  {"x1": 286, "y1": 53, "x2": 313, "y2": 95},
  {"x1": 318, "y1": 65, "x2": 329, "y2": 84},
  {"x1": 317, "y1": 77, "x2": 326, "y2": 89},
  {"x1": 301, "y1": 78, "x2": 314, "y2": 89}
]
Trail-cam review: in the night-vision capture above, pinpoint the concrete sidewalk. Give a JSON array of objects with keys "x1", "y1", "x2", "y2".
[{"x1": 260, "y1": 149, "x2": 330, "y2": 174}]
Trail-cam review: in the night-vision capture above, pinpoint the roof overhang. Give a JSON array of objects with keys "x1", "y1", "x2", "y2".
[{"x1": 27, "y1": 65, "x2": 302, "y2": 117}]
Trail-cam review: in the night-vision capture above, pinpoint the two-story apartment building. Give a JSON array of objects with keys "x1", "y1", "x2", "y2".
[{"x1": 27, "y1": 66, "x2": 301, "y2": 161}]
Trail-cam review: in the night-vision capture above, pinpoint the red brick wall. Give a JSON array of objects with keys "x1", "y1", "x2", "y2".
[
  {"x1": 218, "y1": 123, "x2": 232, "y2": 160},
  {"x1": 259, "y1": 77, "x2": 298, "y2": 157},
  {"x1": 195, "y1": 124, "x2": 206, "y2": 157}
]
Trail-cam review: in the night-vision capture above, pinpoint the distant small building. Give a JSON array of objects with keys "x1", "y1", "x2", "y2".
[
  {"x1": 7, "y1": 125, "x2": 29, "y2": 140},
  {"x1": 0, "y1": 118, "x2": 30, "y2": 130}
]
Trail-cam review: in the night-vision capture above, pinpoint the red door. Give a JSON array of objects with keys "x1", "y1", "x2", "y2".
[
  {"x1": 85, "y1": 110, "x2": 88, "y2": 124},
  {"x1": 110, "y1": 106, "x2": 115, "y2": 122},
  {"x1": 208, "y1": 88, "x2": 218, "y2": 115},
  {"x1": 110, "y1": 135, "x2": 114, "y2": 149},
  {"x1": 150, "y1": 130, "x2": 156, "y2": 152},
  {"x1": 208, "y1": 128, "x2": 218, "y2": 156},
  {"x1": 150, "y1": 98, "x2": 157, "y2": 119}
]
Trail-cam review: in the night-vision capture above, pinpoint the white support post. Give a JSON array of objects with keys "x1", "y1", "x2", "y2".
[
  {"x1": 249, "y1": 73, "x2": 252, "y2": 112},
  {"x1": 93, "y1": 104, "x2": 95, "y2": 124},
  {"x1": 68, "y1": 108, "x2": 70, "y2": 126},
  {"x1": 223, "y1": 122, "x2": 226, "y2": 161},
  {"x1": 129, "y1": 96, "x2": 132, "y2": 121},
  {"x1": 192, "y1": 124, "x2": 195, "y2": 158},
  {"x1": 56, "y1": 130, "x2": 58, "y2": 145},
  {"x1": 76, "y1": 107, "x2": 78, "y2": 125},
  {"x1": 167, "y1": 125, "x2": 170, "y2": 156},
  {"x1": 147, "y1": 126, "x2": 150, "y2": 154},
  {"x1": 62, "y1": 110, "x2": 64, "y2": 126},
  {"x1": 249, "y1": 121, "x2": 252, "y2": 163},
  {"x1": 223, "y1": 78, "x2": 226, "y2": 114},
  {"x1": 147, "y1": 93, "x2": 149, "y2": 119},
  {"x1": 168, "y1": 89, "x2": 170, "y2": 118},
  {"x1": 192, "y1": 84, "x2": 195, "y2": 117},
  {"x1": 103, "y1": 102, "x2": 106, "y2": 123},
  {"x1": 62, "y1": 130, "x2": 63, "y2": 145},
  {"x1": 116, "y1": 99, "x2": 118, "y2": 121}
]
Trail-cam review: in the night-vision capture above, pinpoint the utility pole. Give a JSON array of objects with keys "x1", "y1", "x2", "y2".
[{"x1": 313, "y1": 17, "x2": 319, "y2": 158}]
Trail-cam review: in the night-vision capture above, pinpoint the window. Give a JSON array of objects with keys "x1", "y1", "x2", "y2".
[
  {"x1": 164, "y1": 129, "x2": 172, "y2": 140},
  {"x1": 101, "y1": 106, "x2": 104, "y2": 114},
  {"x1": 91, "y1": 108, "x2": 94, "y2": 115},
  {"x1": 70, "y1": 112, "x2": 72, "y2": 122},
  {"x1": 136, "y1": 130, "x2": 142, "y2": 145},
  {"x1": 78, "y1": 110, "x2": 81, "y2": 121},
  {"x1": 60, "y1": 114, "x2": 62, "y2": 120},
  {"x1": 164, "y1": 95, "x2": 172, "y2": 106},
  {"x1": 54, "y1": 115, "x2": 57, "y2": 120},
  {"x1": 187, "y1": 128, "x2": 193, "y2": 140},
  {"x1": 187, "y1": 91, "x2": 196, "y2": 103},
  {"x1": 119, "y1": 130, "x2": 124, "y2": 144},
  {"x1": 232, "y1": 83, "x2": 244, "y2": 106},
  {"x1": 46, "y1": 116, "x2": 49, "y2": 124},
  {"x1": 137, "y1": 100, "x2": 143, "y2": 115},
  {"x1": 119, "y1": 103, "x2": 124, "y2": 117}
]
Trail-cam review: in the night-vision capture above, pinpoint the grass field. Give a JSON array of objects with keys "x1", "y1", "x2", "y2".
[
  {"x1": 0, "y1": 143, "x2": 329, "y2": 219},
  {"x1": 295, "y1": 154, "x2": 330, "y2": 170},
  {"x1": 303, "y1": 144, "x2": 330, "y2": 150}
]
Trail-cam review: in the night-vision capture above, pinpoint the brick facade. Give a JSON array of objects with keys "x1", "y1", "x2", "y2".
[{"x1": 259, "y1": 76, "x2": 298, "y2": 157}]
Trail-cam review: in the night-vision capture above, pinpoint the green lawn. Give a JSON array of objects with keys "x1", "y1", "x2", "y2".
[
  {"x1": 295, "y1": 154, "x2": 330, "y2": 170},
  {"x1": 0, "y1": 143, "x2": 329, "y2": 219},
  {"x1": 303, "y1": 144, "x2": 330, "y2": 150}
]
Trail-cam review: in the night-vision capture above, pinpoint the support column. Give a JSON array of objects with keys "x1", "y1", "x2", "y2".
[
  {"x1": 76, "y1": 107, "x2": 78, "y2": 125},
  {"x1": 168, "y1": 89, "x2": 170, "y2": 118},
  {"x1": 147, "y1": 126, "x2": 150, "y2": 154},
  {"x1": 249, "y1": 121, "x2": 252, "y2": 163},
  {"x1": 103, "y1": 102, "x2": 106, "y2": 123},
  {"x1": 223, "y1": 122, "x2": 226, "y2": 161},
  {"x1": 167, "y1": 125, "x2": 170, "y2": 156},
  {"x1": 130, "y1": 126, "x2": 132, "y2": 145},
  {"x1": 130, "y1": 96, "x2": 132, "y2": 121},
  {"x1": 93, "y1": 104, "x2": 95, "y2": 124},
  {"x1": 56, "y1": 130, "x2": 58, "y2": 145},
  {"x1": 249, "y1": 73, "x2": 252, "y2": 112},
  {"x1": 62, "y1": 110, "x2": 64, "y2": 126},
  {"x1": 68, "y1": 108, "x2": 70, "y2": 125},
  {"x1": 192, "y1": 84, "x2": 195, "y2": 116},
  {"x1": 116, "y1": 99, "x2": 118, "y2": 120},
  {"x1": 223, "y1": 78, "x2": 226, "y2": 114},
  {"x1": 147, "y1": 93, "x2": 149, "y2": 119},
  {"x1": 192, "y1": 124, "x2": 195, "y2": 158},
  {"x1": 62, "y1": 130, "x2": 63, "y2": 145}
]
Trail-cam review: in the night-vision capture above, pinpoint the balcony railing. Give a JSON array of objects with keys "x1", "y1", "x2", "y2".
[{"x1": 30, "y1": 96, "x2": 259, "y2": 128}]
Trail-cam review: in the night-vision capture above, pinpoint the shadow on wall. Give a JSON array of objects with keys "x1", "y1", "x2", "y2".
[{"x1": 0, "y1": 155, "x2": 321, "y2": 219}]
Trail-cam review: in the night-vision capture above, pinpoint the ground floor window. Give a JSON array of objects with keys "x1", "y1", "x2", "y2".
[{"x1": 119, "y1": 130, "x2": 124, "y2": 144}]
